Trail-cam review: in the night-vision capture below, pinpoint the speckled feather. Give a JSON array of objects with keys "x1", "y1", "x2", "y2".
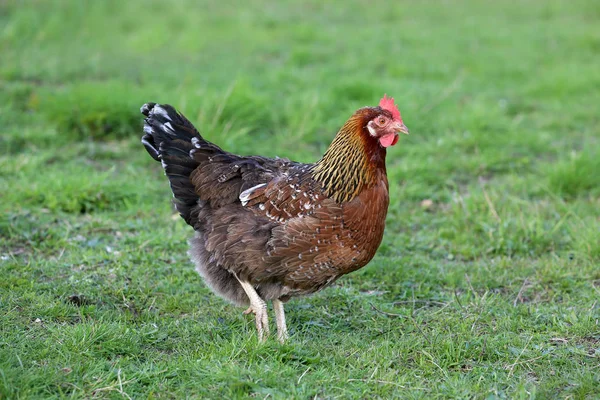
[{"x1": 141, "y1": 103, "x2": 392, "y2": 305}]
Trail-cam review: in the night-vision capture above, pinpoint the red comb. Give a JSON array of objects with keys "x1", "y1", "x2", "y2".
[{"x1": 379, "y1": 94, "x2": 402, "y2": 122}]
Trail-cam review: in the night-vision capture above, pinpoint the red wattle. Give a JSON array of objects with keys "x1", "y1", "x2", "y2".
[{"x1": 379, "y1": 134, "x2": 398, "y2": 148}]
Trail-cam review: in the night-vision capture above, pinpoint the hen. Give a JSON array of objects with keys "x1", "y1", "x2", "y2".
[{"x1": 141, "y1": 95, "x2": 408, "y2": 342}]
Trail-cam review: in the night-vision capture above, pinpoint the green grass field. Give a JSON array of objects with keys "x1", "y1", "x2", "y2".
[{"x1": 1, "y1": 0, "x2": 599, "y2": 398}]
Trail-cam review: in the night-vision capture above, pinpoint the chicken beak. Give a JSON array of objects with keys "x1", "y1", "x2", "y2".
[{"x1": 394, "y1": 121, "x2": 410, "y2": 135}]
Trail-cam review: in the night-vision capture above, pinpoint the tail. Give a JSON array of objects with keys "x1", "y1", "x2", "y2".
[{"x1": 141, "y1": 102, "x2": 201, "y2": 224}]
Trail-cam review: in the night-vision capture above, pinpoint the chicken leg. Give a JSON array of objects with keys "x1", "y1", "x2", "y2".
[
  {"x1": 235, "y1": 276, "x2": 269, "y2": 341},
  {"x1": 273, "y1": 299, "x2": 288, "y2": 343}
]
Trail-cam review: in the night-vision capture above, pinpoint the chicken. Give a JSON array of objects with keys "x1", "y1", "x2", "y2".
[{"x1": 141, "y1": 95, "x2": 408, "y2": 342}]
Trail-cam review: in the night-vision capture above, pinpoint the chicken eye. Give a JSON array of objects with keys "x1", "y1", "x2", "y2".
[{"x1": 377, "y1": 117, "x2": 387, "y2": 126}]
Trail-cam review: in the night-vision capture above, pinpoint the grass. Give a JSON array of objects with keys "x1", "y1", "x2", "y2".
[{"x1": 1, "y1": 0, "x2": 599, "y2": 398}]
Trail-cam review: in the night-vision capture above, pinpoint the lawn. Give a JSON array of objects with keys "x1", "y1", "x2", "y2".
[{"x1": 1, "y1": 0, "x2": 599, "y2": 398}]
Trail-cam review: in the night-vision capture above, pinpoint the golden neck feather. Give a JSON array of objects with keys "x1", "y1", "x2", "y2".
[{"x1": 312, "y1": 112, "x2": 385, "y2": 203}]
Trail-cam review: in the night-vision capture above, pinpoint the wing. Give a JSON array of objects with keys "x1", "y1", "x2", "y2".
[{"x1": 236, "y1": 166, "x2": 358, "y2": 294}]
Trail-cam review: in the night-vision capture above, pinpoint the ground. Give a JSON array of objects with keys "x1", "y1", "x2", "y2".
[{"x1": 1, "y1": 0, "x2": 599, "y2": 398}]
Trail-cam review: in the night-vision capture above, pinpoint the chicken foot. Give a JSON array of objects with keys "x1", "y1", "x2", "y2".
[
  {"x1": 273, "y1": 299, "x2": 288, "y2": 343},
  {"x1": 242, "y1": 299, "x2": 288, "y2": 343},
  {"x1": 235, "y1": 277, "x2": 270, "y2": 342}
]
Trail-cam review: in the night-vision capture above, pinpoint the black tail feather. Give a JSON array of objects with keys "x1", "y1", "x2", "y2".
[{"x1": 141, "y1": 102, "x2": 203, "y2": 224}]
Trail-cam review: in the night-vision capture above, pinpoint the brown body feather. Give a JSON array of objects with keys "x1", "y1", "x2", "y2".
[{"x1": 142, "y1": 103, "x2": 391, "y2": 306}]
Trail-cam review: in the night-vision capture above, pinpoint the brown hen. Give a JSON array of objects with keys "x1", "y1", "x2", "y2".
[{"x1": 141, "y1": 95, "x2": 408, "y2": 342}]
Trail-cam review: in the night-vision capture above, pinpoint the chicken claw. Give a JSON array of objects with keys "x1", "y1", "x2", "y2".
[{"x1": 235, "y1": 277, "x2": 270, "y2": 342}]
